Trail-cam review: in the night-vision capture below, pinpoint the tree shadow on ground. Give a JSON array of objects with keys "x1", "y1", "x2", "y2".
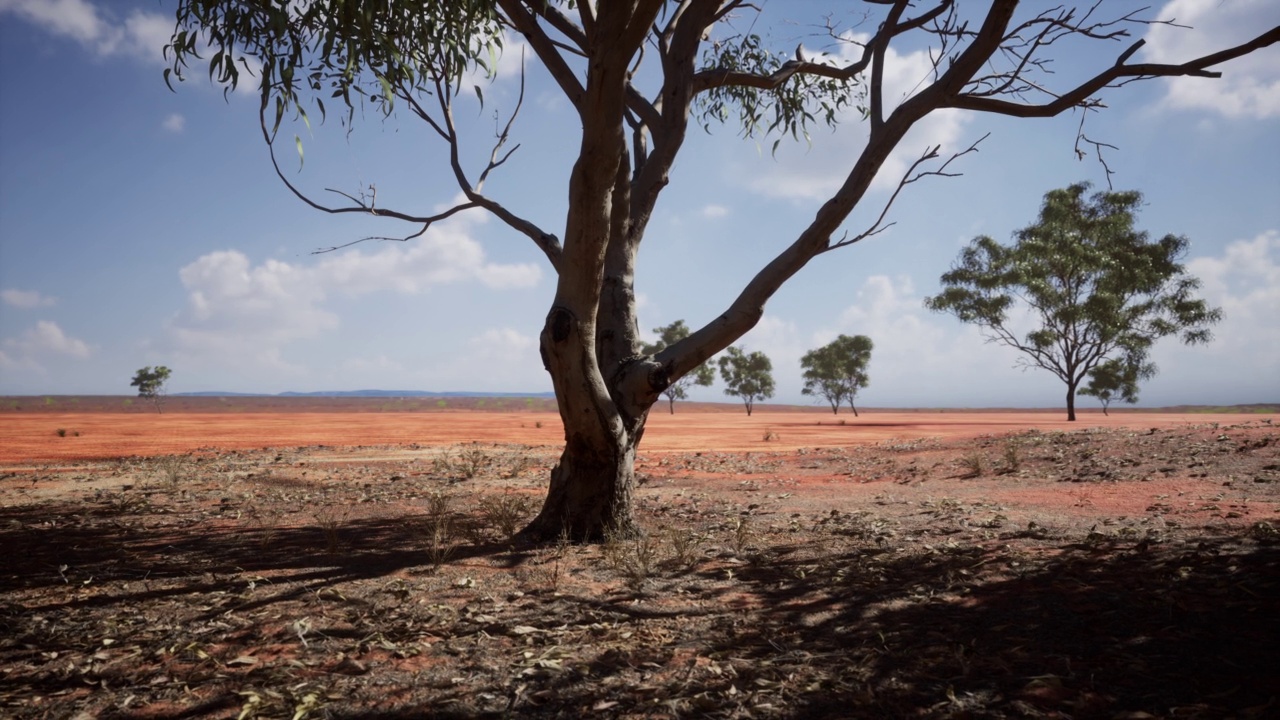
[
  {"x1": 707, "y1": 536, "x2": 1279, "y2": 717},
  {"x1": 494, "y1": 535, "x2": 1278, "y2": 719},
  {"x1": 3, "y1": 493, "x2": 1277, "y2": 719},
  {"x1": 0, "y1": 498, "x2": 531, "y2": 602}
]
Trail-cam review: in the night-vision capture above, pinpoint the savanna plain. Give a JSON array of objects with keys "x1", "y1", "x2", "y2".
[{"x1": 1, "y1": 398, "x2": 1278, "y2": 719}]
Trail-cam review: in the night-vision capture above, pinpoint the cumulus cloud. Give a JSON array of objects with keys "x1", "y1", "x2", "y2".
[
  {"x1": 162, "y1": 113, "x2": 186, "y2": 133},
  {"x1": 0, "y1": 0, "x2": 171, "y2": 62},
  {"x1": 743, "y1": 33, "x2": 970, "y2": 201},
  {"x1": 1178, "y1": 230, "x2": 1280, "y2": 377},
  {"x1": 168, "y1": 216, "x2": 541, "y2": 370},
  {"x1": 1143, "y1": 0, "x2": 1280, "y2": 119},
  {"x1": 1, "y1": 320, "x2": 92, "y2": 367},
  {"x1": 1, "y1": 288, "x2": 56, "y2": 308}
]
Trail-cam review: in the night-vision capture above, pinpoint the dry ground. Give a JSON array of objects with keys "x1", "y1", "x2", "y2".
[{"x1": 1, "y1": 409, "x2": 1278, "y2": 719}]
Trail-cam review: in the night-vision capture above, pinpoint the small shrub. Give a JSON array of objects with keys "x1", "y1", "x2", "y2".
[
  {"x1": 999, "y1": 442, "x2": 1022, "y2": 474},
  {"x1": 730, "y1": 517, "x2": 753, "y2": 555},
  {"x1": 959, "y1": 453, "x2": 984, "y2": 478},
  {"x1": 314, "y1": 507, "x2": 348, "y2": 554},
  {"x1": 425, "y1": 491, "x2": 453, "y2": 518},
  {"x1": 603, "y1": 524, "x2": 659, "y2": 592},
  {"x1": 665, "y1": 527, "x2": 703, "y2": 571},
  {"x1": 155, "y1": 455, "x2": 190, "y2": 486},
  {"x1": 504, "y1": 453, "x2": 533, "y2": 479},
  {"x1": 763, "y1": 431, "x2": 779, "y2": 442},
  {"x1": 458, "y1": 445, "x2": 492, "y2": 479},
  {"x1": 478, "y1": 493, "x2": 533, "y2": 539},
  {"x1": 424, "y1": 515, "x2": 456, "y2": 569},
  {"x1": 535, "y1": 421, "x2": 543, "y2": 429},
  {"x1": 55, "y1": 428, "x2": 67, "y2": 437}
]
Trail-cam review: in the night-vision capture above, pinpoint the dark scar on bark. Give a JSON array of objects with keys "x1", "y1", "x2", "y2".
[{"x1": 550, "y1": 307, "x2": 572, "y2": 343}]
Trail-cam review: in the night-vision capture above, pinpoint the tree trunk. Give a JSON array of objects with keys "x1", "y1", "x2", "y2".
[
  {"x1": 523, "y1": 428, "x2": 640, "y2": 542},
  {"x1": 520, "y1": 304, "x2": 665, "y2": 543},
  {"x1": 1066, "y1": 384, "x2": 1077, "y2": 421},
  {"x1": 668, "y1": 396, "x2": 675, "y2": 414},
  {"x1": 851, "y1": 402, "x2": 859, "y2": 418}
]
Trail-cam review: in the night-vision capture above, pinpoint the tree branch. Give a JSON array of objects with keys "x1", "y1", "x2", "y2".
[
  {"x1": 950, "y1": 25, "x2": 1280, "y2": 117},
  {"x1": 498, "y1": 0, "x2": 586, "y2": 111},
  {"x1": 826, "y1": 133, "x2": 988, "y2": 253}
]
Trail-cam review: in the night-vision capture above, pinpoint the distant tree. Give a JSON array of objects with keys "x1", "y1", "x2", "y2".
[
  {"x1": 166, "y1": 1, "x2": 1277, "y2": 540},
  {"x1": 925, "y1": 183, "x2": 1220, "y2": 421},
  {"x1": 642, "y1": 321, "x2": 715, "y2": 414},
  {"x1": 717, "y1": 347, "x2": 774, "y2": 416},
  {"x1": 1079, "y1": 353, "x2": 1155, "y2": 415},
  {"x1": 800, "y1": 335, "x2": 874, "y2": 416},
  {"x1": 130, "y1": 366, "x2": 172, "y2": 414}
]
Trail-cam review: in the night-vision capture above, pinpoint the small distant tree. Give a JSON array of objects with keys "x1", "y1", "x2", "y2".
[
  {"x1": 925, "y1": 183, "x2": 1221, "y2": 421},
  {"x1": 800, "y1": 334, "x2": 874, "y2": 416},
  {"x1": 130, "y1": 366, "x2": 172, "y2": 414},
  {"x1": 717, "y1": 347, "x2": 774, "y2": 416},
  {"x1": 1079, "y1": 353, "x2": 1155, "y2": 415},
  {"x1": 642, "y1": 321, "x2": 715, "y2": 414}
]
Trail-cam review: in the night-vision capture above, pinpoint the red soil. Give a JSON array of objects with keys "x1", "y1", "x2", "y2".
[{"x1": 0, "y1": 405, "x2": 1268, "y2": 462}]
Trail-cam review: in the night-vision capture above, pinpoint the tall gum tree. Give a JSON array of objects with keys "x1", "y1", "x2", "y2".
[{"x1": 166, "y1": 1, "x2": 1280, "y2": 541}]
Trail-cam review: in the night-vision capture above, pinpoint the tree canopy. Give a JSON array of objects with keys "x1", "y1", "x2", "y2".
[
  {"x1": 1079, "y1": 353, "x2": 1156, "y2": 415},
  {"x1": 165, "y1": 1, "x2": 1278, "y2": 540},
  {"x1": 800, "y1": 335, "x2": 874, "y2": 416},
  {"x1": 131, "y1": 366, "x2": 172, "y2": 414},
  {"x1": 925, "y1": 183, "x2": 1220, "y2": 420},
  {"x1": 641, "y1": 321, "x2": 715, "y2": 414},
  {"x1": 718, "y1": 346, "x2": 775, "y2": 416}
]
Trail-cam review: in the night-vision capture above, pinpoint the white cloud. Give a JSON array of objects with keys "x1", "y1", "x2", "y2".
[
  {"x1": 1176, "y1": 230, "x2": 1280, "y2": 378},
  {"x1": 168, "y1": 215, "x2": 541, "y2": 370},
  {"x1": 1, "y1": 288, "x2": 56, "y2": 308},
  {"x1": 1144, "y1": 0, "x2": 1280, "y2": 119},
  {"x1": 744, "y1": 33, "x2": 971, "y2": 201},
  {"x1": 0, "y1": 0, "x2": 171, "y2": 62},
  {"x1": 2, "y1": 320, "x2": 92, "y2": 365},
  {"x1": 162, "y1": 113, "x2": 186, "y2": 133},
  {"x1": 701, "y1": 204, "x2": 729, "y2": 219}
]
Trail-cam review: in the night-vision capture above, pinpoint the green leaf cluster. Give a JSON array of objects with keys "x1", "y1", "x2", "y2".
[
  {"x1": 800, "y1": 334, "x2": 873, "y2": 415},
  {"x1": 1078, "y1": 353, "x2": 1156, "y2": 414},
  {"x1": 167, "y1": 0, "x2": 503, "y2": 138},
  {"x1": 130, "y1": 366, "x2": 173, "y2": 414},
  {"x1": 642, "y1": 321, "x2": 715, "y2": 414},
  {"x1": 925, "y1": 183, "x2": 1221, "y2": 419},
  {"x1": 694, "y1": 34, "x2": 860, "y2": 154},
  {"x1": 717, "y1": 346, "x2": 775, "y2": 415}
]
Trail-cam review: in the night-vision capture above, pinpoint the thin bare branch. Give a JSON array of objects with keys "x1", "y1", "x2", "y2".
[
  {"x1": 312, "y1": 223, "x2": 436, "y2": 255},
  {"x1": 951, "y1": 25, "x2": 1280, "y2": 117},
  {"x1": 1075, "y1": 114, "x2": 1118, "y2": 190},
  {"x1": 826, "y1": 133, "x2": 988, "y2": 253}
]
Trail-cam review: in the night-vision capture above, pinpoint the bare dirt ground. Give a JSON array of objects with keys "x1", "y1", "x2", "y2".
[{"x1": 2, "y1": 408, "x2": 1278, "y2": 719}]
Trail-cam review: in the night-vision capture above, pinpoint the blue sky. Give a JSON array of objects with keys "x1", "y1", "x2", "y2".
[{"x1": 1, "y1": 0, "x2": 1277, "y2": 408}]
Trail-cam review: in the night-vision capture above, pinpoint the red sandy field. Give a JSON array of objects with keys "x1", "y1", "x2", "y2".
[
  {"x1": 2, "y1": 400, "x2": 1278, "y2": 719},
  {"x1": 0, "y1": 398, "x2": 1270, "y2": 462}
]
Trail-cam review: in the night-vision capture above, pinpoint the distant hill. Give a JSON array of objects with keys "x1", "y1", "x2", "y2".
[{"x1": 177, "y1": 390, "x2": 556, "y2": 398}]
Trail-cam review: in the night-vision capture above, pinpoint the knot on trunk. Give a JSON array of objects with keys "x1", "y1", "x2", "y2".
[
  {"x1": 648, "y1": 359, "x2": 671, "y2": 394},
  {"x1": 549, "y1": 307, "x2": 573, "y2": 343},
  {"x1": 612, "y1": 355, "x2": 668, "y2": 412}
]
